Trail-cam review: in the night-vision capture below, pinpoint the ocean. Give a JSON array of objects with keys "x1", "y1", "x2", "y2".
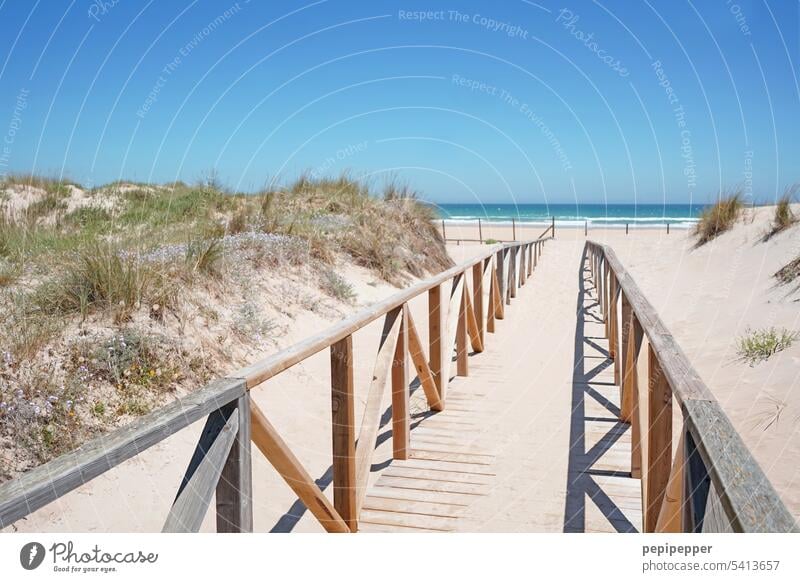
[{"x1": 435, "y1": 203, "x2": 705, "y2": 228}]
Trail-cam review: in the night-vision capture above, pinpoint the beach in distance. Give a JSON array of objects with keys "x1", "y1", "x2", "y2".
[{"x1": 436, "y1": 203, "x2": 706, "y2": 232}]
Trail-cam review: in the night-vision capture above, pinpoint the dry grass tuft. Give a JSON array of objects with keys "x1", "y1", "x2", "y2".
[
  {"x1": 693, "y1": 191, "x2": 743, "y2": 246},
  {"x1": 763, "y1": 185, "x2": 798, "y2": 241}
]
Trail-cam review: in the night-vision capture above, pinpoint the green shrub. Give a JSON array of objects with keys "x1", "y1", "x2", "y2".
[
  {"x1": 320, "y1": 268, "x2": 356, "y2": 302},
  {"x1": 33, "y1": 244, "x2": 174, "y2": 320},
  {"x1": 736, "y1": 327, "x2": 798, "y2": 366},
  {"x1": 185, "y1": 237, "x2": 223, "y2": 277}
]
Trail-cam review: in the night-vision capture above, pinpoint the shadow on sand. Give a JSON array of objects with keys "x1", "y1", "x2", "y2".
[{"x1": 563, "y1": 247, "x2": 638, "y2": 533}]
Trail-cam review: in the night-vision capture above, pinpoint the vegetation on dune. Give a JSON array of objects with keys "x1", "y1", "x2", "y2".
[
  {"x1": 693, "y1": 191, "x2": 743, "y2": 246},
  {"x1": 0, "y1": 173, "x2": 451, "y2": 477},
  {"x1": 736, "y1": 327, "x2": 798, "y2": 366},
  {"x1": 763, "y1": 186, "x2": 798, "y2": 241},
  {"x1": 774, "y1": 256, "x2": 800, "y2": 287}
]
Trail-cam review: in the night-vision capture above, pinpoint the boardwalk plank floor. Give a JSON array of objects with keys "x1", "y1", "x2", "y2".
[{"x1": 360, "y1": 243, "x2": 643, "y2": 533}]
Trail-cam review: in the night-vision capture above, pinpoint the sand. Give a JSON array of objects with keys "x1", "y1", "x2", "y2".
[{"x1": 5, "y1": 207, "x2": 799, "y2": 531}]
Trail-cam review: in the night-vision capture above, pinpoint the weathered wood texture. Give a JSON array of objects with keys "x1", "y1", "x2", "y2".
[
  {"x1": 331, "y1": 335, "x2": 358, "y2": 531},
  {"x1": 163, "y1": 413, "x2": 239, "y2": 533},
  {"x1": 216, "y1": 395, "x2": 253, "y2": 532},
  {"x1": 391, "y1": 305, "x2": 410, "y2": 460}
]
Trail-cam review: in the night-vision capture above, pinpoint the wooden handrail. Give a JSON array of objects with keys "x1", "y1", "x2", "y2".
[
  {"x1": 0, "y1": 236, "x2": 552, "y2": 533},
  {"x1": 585, "y1": 240, "x2": 797, "y2": 533}
]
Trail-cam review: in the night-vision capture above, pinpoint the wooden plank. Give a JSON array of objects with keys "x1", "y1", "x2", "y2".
[
  {"x1": 472, "y1": 261, "x2": 485, "y2": 346},
  {"x1": 645, "y1": 345, "x2": 672, "y2": 532},
  {"x1": 456, "y1": 283, "x2": 469, "y2": 376},
  {"x1": 610, "y1": 274, "x2": 620, "y2": 385},
  {"x1": 382, "y1": 466, "x2": 492, "y2": 485},
  {"x1": 411, "y1": 449, "x2": 493, "y2": 466},
  {"x1": 392, "y1": 304, "x2": 410, "y2": 461},
  {"x1": 362, "y1": 496, "x2": 465, "y2": 518},
  {"x1": 487, "y1": 260, "x2": 496, "y2": 332},
  {"x1": 359, "y1": 509, "x2": 457, "y2": 531},
  {"x1": 619, "y1": 292, "x2": 633, "y2": 422},
  {"x1": 389, "y1": 458, "x2": 496, "y2": 476},
  {"x1": 656, "y1": 430, "x2": 684, "y2": 533},
  {"x1": 492, "y1": 258, "x2": 505, "y2": 320},
  {"x1": 163, "y1": 413, "x2": 238, "y2": 533},
  {"x1": 463, "y1": 283, "x2": 484, "y2": 353},
  {"x1": 495, "y1": 249, "x2": 506, "y2": 309},
  {"x1": 355, "y1": 308, "x2": 403, "y2": 513},
  {"x1": 250, "y1": 399, "x2": 349, "y2": 532},
  {"x1": 428, "y1": 284, "x2": 446, "y2": 403},
  {"x1": 0, "y1": 377, "x2": 245, "y2": 529},
  {"x1": 367, "y1": 485, "x2": 476, "y2": 506},
  {"x1": 626, "y1": 315, "x2": 644, "y2": 478},
  {"x1": 215, "y1": 395, "x2": 253, "y2": 532},
  {"x1": 406, "y1": 310, "x2": 442, "y2": 411},
  {"x1": 331, "y1": 335, "x2": 357, "y2": 531},
  {"x1": 376, "y1": 475, "x2": 487, "y2": 495}
]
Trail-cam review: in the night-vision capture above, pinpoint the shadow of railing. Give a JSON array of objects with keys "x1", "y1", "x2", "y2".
[{"x1": 563, "y1": 248, "x2": 638, "y2": 533}]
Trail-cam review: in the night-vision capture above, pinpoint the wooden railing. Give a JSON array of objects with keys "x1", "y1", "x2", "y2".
[
  {"x1": 585, "y1": 241, "x2": 798, "y2": 533},
  {"x1": 0, "y1": 236, "x2": 551, "y2": 533},
  {"x1": 442, "y1": 217, "x2": 555, "y2": 244}
]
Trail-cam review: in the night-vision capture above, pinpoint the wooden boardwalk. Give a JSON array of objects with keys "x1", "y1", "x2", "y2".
[{"x1": 360, "y1": 244, "x2": 642, "y2": 532}]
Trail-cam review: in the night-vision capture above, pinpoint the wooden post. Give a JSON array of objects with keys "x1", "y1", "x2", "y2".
[
  {"x1": 551, "y1": 215, "x2": 555, "y2": 237},
  {"x1": 478, "y1": 218, "x2": 483, "y2": 243},
  {"x1": 496, "y1": 249, "x2": 506, "y2": 307},
  {"x1": 656, "y1": 430, "x2": 685, "y2": 532},
  {"x1": 627, "y1": 316, "x2": 644, "y2": 478},
  {"x1": 626, "y1": 223, "x2": 629, "y2": 235},
  {"x1": 330, "y1": 336, "x2": 357, "y2": 531},
  {"x1": 619, "y1": 293, "x2": 633, "y2": 422},
  {"x1": 584, "y1": 220, "x2": 587, "y2": 236},
  {"x1": 519, "y1": 244, "x2": 527, "y2": 286},
  {"x1": 527, "y1": 243, "x2": 533, "y2": 276},
  {"x1": 487, "y1": 262, "x2": 497, "y2": 332},
  {"x1": 667, "y1": 222, "x2": 670, "y2": 235},
  {"x1": 216, "y1": 395, "x2": 253, "y2": 532},
  {"x1": 442, "y1": 220, "x2": 447, "y2": 241},
  {"x1": 610, "y1": 275, "x2": 620, "y2": 385},
  {"x1": 472, "y1": 262, "x2": 484, "y2": 345},
  {"x1": 645, "y1": 346, "x2": 673, "y2": 532},
  {"x1": 508, "y1": 246, "x2": 517, "y2": 301},
  {"x1": 428, "y1": 285, "x2": 446, "y2": 402},
  {"x1": 391, "y1": 305, "x2": 410, "y2": 460},
  {"x1": 512, "y1": 218, "x2": 516, "y2": 241},
  {"x1": 456, "y1": 285, "x2": 469, "y2": 376}
]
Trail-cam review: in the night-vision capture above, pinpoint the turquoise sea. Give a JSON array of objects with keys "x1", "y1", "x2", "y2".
[{"x1": 435, "y1": 203, "x2": 705, "y2": 228}]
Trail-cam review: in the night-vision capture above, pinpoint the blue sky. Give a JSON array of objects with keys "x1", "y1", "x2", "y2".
[{"x1": 0, "y1": 0, "x2": 797, "y2": 204}]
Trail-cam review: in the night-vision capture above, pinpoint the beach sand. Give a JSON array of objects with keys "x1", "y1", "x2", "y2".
[{"x1": 5, "y1": 207, "x2": 798, "y2": 532}]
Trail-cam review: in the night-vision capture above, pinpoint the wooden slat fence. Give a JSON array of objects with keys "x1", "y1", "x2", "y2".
[{"x1": 585, "y1": 241, "x2": 797, "y2": 533}]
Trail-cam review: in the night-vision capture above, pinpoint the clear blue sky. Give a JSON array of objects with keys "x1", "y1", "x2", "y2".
[{"x1": 0, "y1": 0, "x2": 797, "y2": 204}]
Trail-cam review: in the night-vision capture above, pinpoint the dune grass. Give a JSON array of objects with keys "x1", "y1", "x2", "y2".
[
  {"x1": 763, "y1": 186, "x2": 798, "y2": 241},
  {"x1": 693, "y1": 191, "x2": 743, "y2": 246},
  {"x1": 1, "y1": 174, "x2": 451, "y2": 475},
  {"x1": 736, "y1": 327, "x2": 798, "y2": 366}
]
